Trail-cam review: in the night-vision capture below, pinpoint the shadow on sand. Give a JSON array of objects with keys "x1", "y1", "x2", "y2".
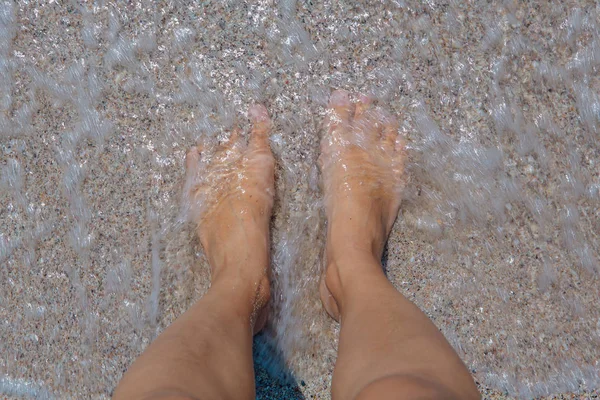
[{"x1": 253, "y1": 332, "x2": 306, "y2": 400}]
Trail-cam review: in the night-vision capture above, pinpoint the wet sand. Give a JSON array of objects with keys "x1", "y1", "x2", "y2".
[{"x1": 0, "y1": 1, "x2": 598, "y2": 399}]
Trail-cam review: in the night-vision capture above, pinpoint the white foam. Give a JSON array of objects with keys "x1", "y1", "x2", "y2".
[
  {"x1": 0, "y1": 1, "x2": 598, "y2": 398},
  {"x1": 0, "y1": 375, "x2": 54, "y2": 400}
]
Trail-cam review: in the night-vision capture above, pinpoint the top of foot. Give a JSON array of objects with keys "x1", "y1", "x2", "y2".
[
  {"x1": 320, "y1": 90, "x2": 406, "y2": 247},
  {"x1": 183, "y1": 104, "x2": 275, "y2": 249}
]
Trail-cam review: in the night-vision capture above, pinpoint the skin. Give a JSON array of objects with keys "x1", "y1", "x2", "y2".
[{"x1": 113, "y1": 95, "x2": 480, "y2": 400}]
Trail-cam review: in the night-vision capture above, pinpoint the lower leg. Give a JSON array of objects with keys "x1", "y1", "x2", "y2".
[
  {"x1": 327, "y1": 252, "x2": 478, "y2": 400},
  {"x1": 113, "y1": 270, "x2": 266, "y2": 400}
]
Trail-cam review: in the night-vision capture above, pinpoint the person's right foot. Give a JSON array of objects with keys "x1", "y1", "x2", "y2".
[
  {"x1": 183, "y1": 104, "x2": 275, "y2": 333},
  {"x1": 319, "y1": 90, "x2": 407, "y2": 321}
]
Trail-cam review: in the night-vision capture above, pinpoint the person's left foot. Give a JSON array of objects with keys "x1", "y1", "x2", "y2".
[{"x1": 183, "y1": 104, "x2": 275, "y2": 333}]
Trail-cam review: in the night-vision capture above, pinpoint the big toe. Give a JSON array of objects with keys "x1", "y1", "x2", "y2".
[
  {"x1": 329, "y1": 89, "x2": 354, "y2": 120},
  {"x1": 354, "y1": 93, "x2": 373, "y2": 119},
  {"x1": 183, "y1": 145, "x2": 202, "y2": 205},
  {"x1": 382, "y1": 113, "x2": 399, "y2": 151},
  {"x1": 325, "y1": 89, "x2": 354, "y2": 139},
  {"x1": 185, "y1": 145, "x2": 201, "y2": 175},
  {"x1": 352, "y1": 97, "x2": 380, "y2": 144},
  {"x1": 248, "y1": 104, "x2": 272, "y2": 151}
]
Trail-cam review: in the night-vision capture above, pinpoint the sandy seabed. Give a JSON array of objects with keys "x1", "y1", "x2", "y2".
[{"x1": 0, "y1": 1, "x2": 599, "y2": 399}]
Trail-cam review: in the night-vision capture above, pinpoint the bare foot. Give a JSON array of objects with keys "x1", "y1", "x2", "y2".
[
  {"x1": 319, "y1": 90, "x2": 406, "y2": 321},
  {"x1": 183, "y1": 104, "x2": 275, "y2": 333}
]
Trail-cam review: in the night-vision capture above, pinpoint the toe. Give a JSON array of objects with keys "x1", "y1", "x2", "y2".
[
  {"x1": 382, "y1": 113, "x2": 399, "y2": 150},
  {"x1": 229, "y1": 126, "x2": 240, "y2": 144},
  {"x1": 326, "y1": 89, "x2": 354, "y2": 139},
  {"x1": 215, "y1": 126, "x2": 240, "y2": 152},
  {"x1": 352, "y1": 95, "x2": 377, "y2": 144},
  {"x1": 184, "y1": 145, "x2": 202, "y2": 200},
  {"x1": 185, "y1": 145, "x2": 200, "y2": 173},
  {"x1": 329, "y1": 89, "x2": 354, "y2": 120},
  {"x1": 395, "y1": 136, "x2": 406, "y2": 153},
  {"x1": 318, "y1": 144, "x2": 330, "y2": 171},
  {"x1": 248, "y1": 104, "x2": 272, "y2": 151},
  {"x1": 394, "y1": 136, "x2": 407, "y2": 164},
  {"x1": 354, "y1": 93, "x2": 373, "y2": 119},
  {"x1": 392, "y1": 136, "x2": 407, "y2": 176}
]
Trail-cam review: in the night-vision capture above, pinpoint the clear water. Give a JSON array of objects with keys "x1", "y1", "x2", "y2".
[{"x1": 0, "y1": 1, "x2": 598, "y2": 398}]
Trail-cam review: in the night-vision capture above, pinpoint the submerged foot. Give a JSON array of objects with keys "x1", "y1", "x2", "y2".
[
  {"x1": 184, "y1": 104, "x2": 275, "y2": 333},
  {"x1": 319, "y1": 90, "x2": 407, "y2": 321}
]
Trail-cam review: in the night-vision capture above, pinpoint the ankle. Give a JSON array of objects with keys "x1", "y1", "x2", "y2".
[
  {"x1": 326, "y1": 230, "x2": 385, "y2": 264},
  {"x1": 211, "y1": 264, "x2": 271, "y2": 312},
  {"x1": 324, "y1": 251, "x2": 384, "y2": 312},
  {"x1": 327, "y1": 214, "x2": 388, "y2": 261},
  {"x1": 200, "y1": 215, "x2": 270, "y2": 266},
  {"x1": 327, "y1": 248, "x2": 381, "y2": 270}
]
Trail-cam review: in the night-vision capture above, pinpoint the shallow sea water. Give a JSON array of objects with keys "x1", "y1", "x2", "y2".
[{"x1": 0, "y1": 1, "x2": 599, "y2": 399}]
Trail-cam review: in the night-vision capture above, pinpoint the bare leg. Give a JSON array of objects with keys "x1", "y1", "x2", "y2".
[
  {"x1": 113, "y1": 105, "x2": 275, "y2": 400},
  {"x1": 319, "y1": 90, "x2": 480, "y2": 400}
]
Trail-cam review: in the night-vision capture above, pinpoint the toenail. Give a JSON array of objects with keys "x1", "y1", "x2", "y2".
[
  {"x1": 358, "y1": 93, "x2": 372, "y2": 104},
  {"x1": 249, "y1": 104, "x2": 269, "y2": 122},
  {"x1": 330, "y1": 90, "x2": 350, "y2": 107}
]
